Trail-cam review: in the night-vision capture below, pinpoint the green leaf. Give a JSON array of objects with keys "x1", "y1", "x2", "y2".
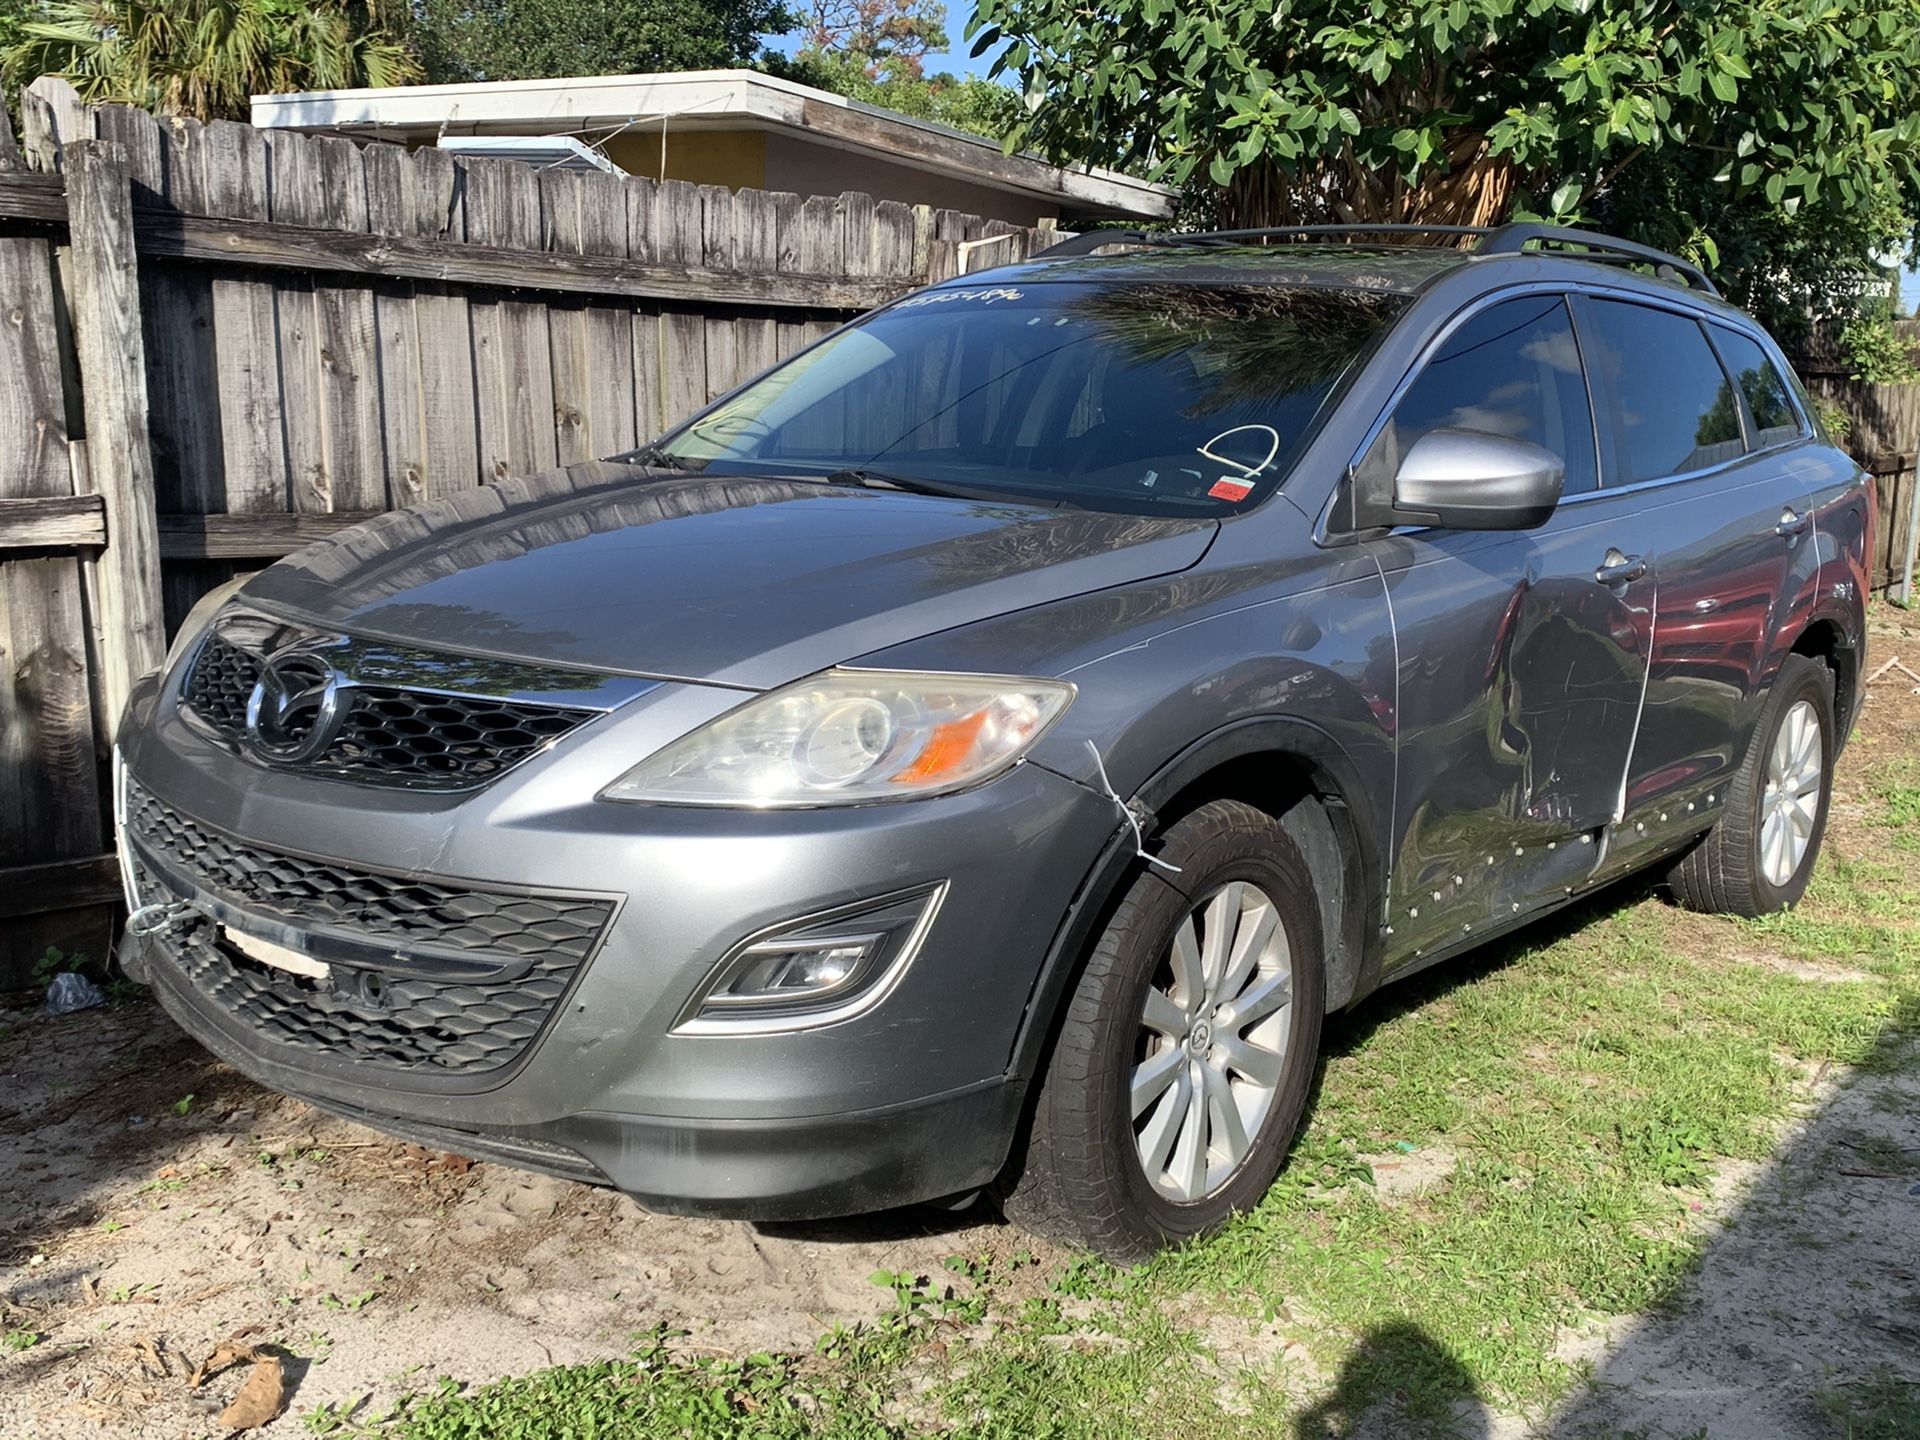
[
  {"x1": 1707, "y1": 69, "x2": 1738, "y2": 103},
  {"x1": 1549, "y1": 178, "x2": 1582, "y2": 215}
]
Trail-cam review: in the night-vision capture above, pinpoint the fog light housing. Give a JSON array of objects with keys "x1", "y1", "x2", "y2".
[{"x1": 674, "y1": 883, "x2": 946, "y2": 1034}]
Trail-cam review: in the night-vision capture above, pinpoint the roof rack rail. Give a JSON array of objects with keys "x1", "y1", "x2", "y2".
[
  {"x1": 1034, "y1": 223, "x2": 1495, "y2": 258},
  {"x1": 1474, "y1": 223, "x2": 1718, "y2": 296},
  {"x1": 1031, "y1": 220, "x2": 1718, "y2": 296}
]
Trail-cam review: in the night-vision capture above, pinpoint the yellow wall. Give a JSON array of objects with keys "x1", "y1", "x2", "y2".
[{"x1": 604, "y1": 130, "x2": 767, "y2": 191}]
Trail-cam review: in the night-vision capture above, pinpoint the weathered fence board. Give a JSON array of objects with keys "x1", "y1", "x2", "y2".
[
  {"x1": 0, "y1": 92, "x2": 108, "y2": 977},
  {"x1": 203, "y1": 119, "x2": 288, "y2": 515},
  {"x1": 65, "y1": 140, "x2": 165, "y2": 729}
]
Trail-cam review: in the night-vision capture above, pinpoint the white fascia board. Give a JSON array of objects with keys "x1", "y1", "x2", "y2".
[{"x1": 251, "y1": 69, "x2": 1174, "y2": 218}]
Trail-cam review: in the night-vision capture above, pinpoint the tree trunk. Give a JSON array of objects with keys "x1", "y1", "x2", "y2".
[{"x1": 1219, "y1": 134, "x2": 1519, "y2": 237}]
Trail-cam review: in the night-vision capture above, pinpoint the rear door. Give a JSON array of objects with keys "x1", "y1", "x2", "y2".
[
  {"x1": 1570, "y1": 299, "x2": 1817, "y2": 866},
  {"x1": 1367, "y1": 293, "x2": 1654, "y2": 967}
]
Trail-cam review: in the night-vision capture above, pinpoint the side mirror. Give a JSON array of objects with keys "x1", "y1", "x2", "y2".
[{"x1": 1350, "y1": 428, "x2": 1565, "y2": 531}]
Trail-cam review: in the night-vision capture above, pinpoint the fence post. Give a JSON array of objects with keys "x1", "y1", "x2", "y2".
[
  {"x1": 912, "y1": 204, "x2": 933, "y2": 283},
  {"x1": 20, "y1": 75, "x2": 88, "y2": 170},
  {"x1": 65, "y1": 139, "x2": 165, "y2": 731}
]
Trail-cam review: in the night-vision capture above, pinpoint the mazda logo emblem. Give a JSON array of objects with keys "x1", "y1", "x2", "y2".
[{"x1": 245, "y1": 648, "x2": 348, "y2": 763}]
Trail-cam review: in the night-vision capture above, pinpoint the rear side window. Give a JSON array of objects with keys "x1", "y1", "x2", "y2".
[
  {"x1": 1712, "y1": 326, "x2": 1806, "y2": 449},
  {"x1": 1579, "y1": 299, "x2": 1743, "y2": 483},
  {"x1": 1369, "y1": 294, "x2": 1599, "y2": 496}
]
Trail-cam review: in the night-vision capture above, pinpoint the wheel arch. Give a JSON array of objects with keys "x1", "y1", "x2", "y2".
[
  {"x1": 1006, "y1": 717, "x2": 1387, "y2": 1088},
  {"x1": 1786, "y1": 611, "x2": 1860, "y2": 745}
]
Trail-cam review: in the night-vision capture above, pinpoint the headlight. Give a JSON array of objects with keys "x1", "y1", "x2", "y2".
[
  {"x1": 602, "y1": 669, "x2": 1074, "y2": 807},
  {"x1": 161, "y1": 575, "x2": 249, "y2": 677}
]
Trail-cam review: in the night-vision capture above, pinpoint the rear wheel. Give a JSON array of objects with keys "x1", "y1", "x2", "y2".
[
  {"x1": 1000, "y1": 800, "x2": 1325, "y2": 1262},
  {"x1": 1668, "y1": 653, "x2": 1835, "y2": 916}
]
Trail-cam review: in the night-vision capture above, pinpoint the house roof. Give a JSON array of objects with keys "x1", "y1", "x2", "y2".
[{"x1": 250, "y1": 69, "x2": 1175, "y2": 220}]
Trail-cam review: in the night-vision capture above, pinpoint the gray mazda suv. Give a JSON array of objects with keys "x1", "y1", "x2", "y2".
[{"x1": 116, "y1": 224, "x2": 1870, "y2": 1261}]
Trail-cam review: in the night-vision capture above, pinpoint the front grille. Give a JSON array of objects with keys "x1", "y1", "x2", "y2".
[
  {"x1": 125, "y1": 782, "x2": 618, "y2": 1077},
  {"x1": 127, "y1": 781, "x2": 612, "y2": 962},
  {"x1": 183, "y1": 631, "x2": 261, "y2": 732},
  {"x1": 181, "y1": 631, "x2": 600, "y2": 790}
]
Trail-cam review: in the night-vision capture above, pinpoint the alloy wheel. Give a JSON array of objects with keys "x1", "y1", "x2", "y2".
[
  {"x1": 1130, "y1": 881, "x2": 1293, "y2": 1202},
  {"x1": 1759, "y1": 698, "x2": 1823, "y2": 888}
]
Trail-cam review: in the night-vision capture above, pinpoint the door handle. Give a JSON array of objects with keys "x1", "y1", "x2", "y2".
[
  {"x1": 1595, "y1": 550, "x2": 1647, "y2": 586},
  {"x1": 1775, "y1": 508, "x2": 1810, "y2": 538}
]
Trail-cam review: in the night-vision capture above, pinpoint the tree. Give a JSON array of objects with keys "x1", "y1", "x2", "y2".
[
  {"x1": 409, "y1": 0, "x2": 796, "y2": 85},
  {"x1": 798, "y1": 0, "x2": 944, "y2": 81},
  {"x1": 968, "y1": 0, "x2": 1920, "y2": 369},
  {"x1": 778, "y1": 48, "x2": 1020, "y2": 141},
  {"x1": 776, "y1": 0, "x2": 1018, "y2": 144},
  {"x1": 0, "y1": 0, "x2": 34, "y2": 60},
  {"x1": 3, "y1": 0, "x2": 418, "y2": 119}
]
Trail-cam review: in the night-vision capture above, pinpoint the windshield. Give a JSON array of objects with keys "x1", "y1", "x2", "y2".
[{"x1": 646, "y1": 281, "x2": 1407, "y2": 515}]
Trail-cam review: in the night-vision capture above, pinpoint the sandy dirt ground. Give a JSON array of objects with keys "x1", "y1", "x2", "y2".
[
  {"x1": 4, "y1": 607, "x2": 1917, "y2": 1439},
  {"x1": 0, "y1": 1021, "x2": 1029, "y2": 1437}
]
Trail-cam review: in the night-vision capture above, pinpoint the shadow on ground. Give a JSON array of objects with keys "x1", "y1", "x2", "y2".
[{"x1": 1290, "y1": 986, "x2": 1920, "y2": 1440}]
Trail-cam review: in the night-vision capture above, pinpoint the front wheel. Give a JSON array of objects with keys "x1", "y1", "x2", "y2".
[
  {"x1": 1000, "y1": 800, "x2": 1325, "y2": 1262},
  {"x1": 1668, "y1": 652, "x2": 1836, "y2": 916}
]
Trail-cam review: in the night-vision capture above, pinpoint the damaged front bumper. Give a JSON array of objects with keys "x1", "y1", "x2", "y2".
[{"x1": 114, "y1": 672, "x2": 1117, "y2": 1218}]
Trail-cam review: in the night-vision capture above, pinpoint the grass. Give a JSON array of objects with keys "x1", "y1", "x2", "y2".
[
  {"x1": 1818, "y1": 1369, "x2": 1920, "y2": 1440},
  {"x1": 307, "y1": 694, "x2": 1920, "y2": 1439}
]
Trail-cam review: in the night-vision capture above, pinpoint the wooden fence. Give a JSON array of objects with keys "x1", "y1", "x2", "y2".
[
  {"x1": 0, "y1": 78, "x2": 1056, "y2": 982},
  {"x1": 1792, "y1": 319, "x2": 1920, "y2": 598}
]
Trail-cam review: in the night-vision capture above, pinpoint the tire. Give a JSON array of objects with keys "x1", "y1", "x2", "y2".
[
  {"x1": 1000, "y1": 800, "x2": 1326, "y2": 1263},
  {"x1": 1668, "y1": 653, "x2": 1835, "y2": 917}
]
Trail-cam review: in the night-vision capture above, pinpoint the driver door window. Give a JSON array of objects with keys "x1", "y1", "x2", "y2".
[{"x1": 1364, "y1": 294, "x2": 1599, "y2": 498}]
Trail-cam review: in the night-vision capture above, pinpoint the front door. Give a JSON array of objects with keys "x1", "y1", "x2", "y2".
[{"x1": 1363, "y1": 294, "x2": 1653, "y2": 966}]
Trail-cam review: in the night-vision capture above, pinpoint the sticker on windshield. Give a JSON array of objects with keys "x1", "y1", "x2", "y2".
[
  {"x1": 892, "y1": 287, "x2": 1026, "y2": 309},
  {"x1": 1208, "y1": 477, "x2": 1255, "y2": 502}
]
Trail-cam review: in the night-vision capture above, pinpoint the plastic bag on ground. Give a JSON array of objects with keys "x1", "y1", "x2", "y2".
[{"x1": 41, "y1": 971, "x2": 107, "y2": 1015}]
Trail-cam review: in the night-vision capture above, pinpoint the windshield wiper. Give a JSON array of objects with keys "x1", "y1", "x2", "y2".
[
  {"x1": 621, "y1": 443, "x2": 702, "y2": 472},
  {"x1": 826, "y1": 468, "x2": 1078, "y2": 508}
]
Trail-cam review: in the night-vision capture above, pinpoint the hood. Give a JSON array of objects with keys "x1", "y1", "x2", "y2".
[{"x1": 240, "y1": 462, "x2": 1218, "y2": 690}]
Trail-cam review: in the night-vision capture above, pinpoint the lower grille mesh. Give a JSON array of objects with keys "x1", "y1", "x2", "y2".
[
  {"x1": 126, "y1": 781, "x2": 611, "y2": 962},
  {"x1": 157, "y1": 914, "x2": 581, "y2": 1074},
  {"x1": 126, "y1": 783, "x2": 616, "y2": 1077}
]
